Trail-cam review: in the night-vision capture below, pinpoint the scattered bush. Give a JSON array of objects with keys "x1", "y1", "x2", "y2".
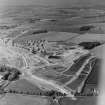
[{"x1": 23, "y1": 39, "x2": 49, "y2": 54}]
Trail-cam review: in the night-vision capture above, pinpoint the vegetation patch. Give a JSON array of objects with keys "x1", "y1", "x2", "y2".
[{"x1": 78, "y1": 41, "x2": 101, "y2": 49}]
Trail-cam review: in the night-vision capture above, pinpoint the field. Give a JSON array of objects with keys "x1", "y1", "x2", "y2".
[{"x1": 0, "y1": 4, "x2": 104, "y2": 105}]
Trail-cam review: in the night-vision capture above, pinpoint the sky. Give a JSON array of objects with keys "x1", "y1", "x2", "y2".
[{"x1": 0, "y1": 0, "x2": 105, "y2": 7}]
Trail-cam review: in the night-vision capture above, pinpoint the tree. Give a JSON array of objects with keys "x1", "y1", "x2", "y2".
[
  {"x1": 78, "y1": 41, "x2": 101, "y2": 49},
  {"x1": 2, "y1": 71, "x2": 10, "y2": 80}
]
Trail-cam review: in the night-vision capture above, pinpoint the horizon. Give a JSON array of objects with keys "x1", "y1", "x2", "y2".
[{"x1": 0, "y1": 0, "x2": 105, "y2": 7}]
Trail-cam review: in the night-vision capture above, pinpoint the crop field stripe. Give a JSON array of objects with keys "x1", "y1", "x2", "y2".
[
  {"x1": 63, "y1": 54, "x2": 91, "y2": 75},
  {"x1": 64, "y1": 56, "x2": 94, "y2": 86},
  {"x1": 66, "y1": 74, "x2": 87, "y2": 91},
  {"x1": 57, "y1": 75, "x2": 73, "y2": 84},
  {"x1": 64, "y1": 56, "x2": 95, "y2": 92},
  {"x1": 81, "y1": 57, "x2": 96, "y2": 74}
]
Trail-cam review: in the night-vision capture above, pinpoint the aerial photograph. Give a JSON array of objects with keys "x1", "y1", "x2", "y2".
[{"x1": 0, "y1": 0, "x2": 105, "y2": 105}]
